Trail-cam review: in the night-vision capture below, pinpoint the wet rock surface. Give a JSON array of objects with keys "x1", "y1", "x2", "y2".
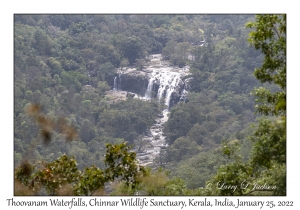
[{"x1": 134, "y1": 109, "x2": 169, "y2": 166}]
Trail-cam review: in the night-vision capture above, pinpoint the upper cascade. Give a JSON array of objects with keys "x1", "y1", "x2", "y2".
[
  {"x1": 147, "y1": 69, "x2": 183, "y2": 108},
  {"x1": 113, "y1": 54, "x2": 191, "y2": 109}
]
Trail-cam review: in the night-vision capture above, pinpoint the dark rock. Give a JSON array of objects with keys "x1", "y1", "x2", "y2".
[
  {"x1": 120, "y1": 73, "x2": 148, "y2": 96},
  {"x1": 157, "y1": 113, "x2": 164, "y2": 118},
  {"x1": 126, "y1": 92, "x2": 135, "y2": 98},
  {"x1": 145, "y1": 130, "x2": 152, "y2": 137}
]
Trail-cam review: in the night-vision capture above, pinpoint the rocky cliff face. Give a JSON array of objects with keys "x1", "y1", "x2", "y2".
[{"x1": 119, "y1": 72, "x2": 148, "y2": 96}]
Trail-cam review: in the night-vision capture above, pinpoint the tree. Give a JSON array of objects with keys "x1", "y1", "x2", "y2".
[
  {"x1": 246, "y1": 15, "x2": 286, "y2": 195},
  {"x1": 15, "y1": 143, "x2": 145, "y2": 195},
  {"x1": 247, "y1": 14, "x2": 286, "y2": 116},
  {"x1": 113, "y1": 35, "x2": 145, "y2": 65},
  {"x1": 164, "y1": 109, "x2": 192, "y2": 144},
  {"x1": 48, "y1": 57, "x2": 63, "y2": 76},
  {"x1": 165, "y1": 137, "x2": 200, "y2": 162},
  {"x1": 33, "y1": 28, "x2": 52, "y2": 55},
  {"x1": 104, "y1": 143, "x2": 146, "y2": 188},
  {"x1": 98, "y1": 62, "x2": 116, "y2": 81},
  {"x1": 209, "y1": 14, "x2": 286, "y2": 196}
]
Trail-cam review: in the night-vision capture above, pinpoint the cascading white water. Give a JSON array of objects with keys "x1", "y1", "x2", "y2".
[
  {"x1": 144, "y1": 77, "x2": 155, "y2": 99},
  {"x1": 146, "y1": 68, "x2": 181, "y2": 109},
  {"x1": 113, "y1": 76, "x2": 117, "y2": 91},
  {"x1": 113, "y1": 73, "x2": 122, "y2": 91},
  {"x1": 137, "y1": 68, "x2": 184, "y2": 166},
  {"x1": 118, "y1": 73, "x2": 122, "y2": 90}
]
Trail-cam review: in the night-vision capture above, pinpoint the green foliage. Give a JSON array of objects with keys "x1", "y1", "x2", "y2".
[
  {"x1": 221, "y1": 139, "x2": 242, "y2": 160},
  {"x1": 162, "y1": 41, "x2": 191, "y2": 67},
  {"x1": 246, "y1": 14, "x2": 286, "y2": 116},
  {"x1": 97, "y1": 81, "x2": 111, "y2": 96},
  {"x1": 15, "y1": 155, "x2": 79, "y2": 195},
  {"x1": 209, "y1": 161, "x2": 253, "y2": 196},
  {"x1": 210, "y1": 14, "x2": 286, "y2": 196},
  {"x1": 69, "y1": 22, "x2": 91, "y2": 35},
  {"x1": 15, "y1": 161, "x2": 34, "y2": 187},
  {"x1": 164, "y1": 109, "x2": 193, "y2": 144},
  {"x1": 246, "y1": 15, "x2": 286, "y2": 84},
  {"x1": 105, "y1": 142, "x2": 145, "y2": 188},
  {"x1": 33, "y1": 28, "x2": 52, "y2": 55},
  {"x1": 98, "y1": 99, "x2": 159, "y2": 143},
  {"x1": 187, "y1": 123, "x2": 206, "y2": 144},
  {"x1": 111, "y1": 169, "x2": 191, "y2": 196},
  {"x1": 251, "y1": 117, "x2": 286, "y2": 168},
  {"x1": 15, "y1": 14, "x2": 282, "y2": 196},
  {"x1": 253, "y1": 86, "x2": 286, "y2": 116},
  {"x1": 165, "y1": 137, "x2": 200, "y2": 162},
  {"x1": 98, "y1": 62, "x2": 116, "y2": 81},
  {"x1": 169, "y1": 149, "x2": 227, "y2": 190},
  {"x1": 15, "y1": 143, "x2": 146, "y2": 195},
  {"x1": 60, "y1": 71, "x2": 87, "y2": 90},
  {"x1": 73, "y1": 166, "x2": 105, "y2": 196},
  {"x1": 112, "y1": 34, "x2": 145, "y2": 65},
  {"x1": 33, "y1": 155, "x2": 79, "y2": 195},
  {"x1": 48, "y1": 57, "x2": 63, "y2": 75},
  {"x1": 247, "y1": 15, "x2": 286, "y2": 194}
]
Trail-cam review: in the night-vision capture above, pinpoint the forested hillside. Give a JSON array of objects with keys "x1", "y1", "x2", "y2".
[{"x1": 14, "y1": 14, "x2": 286, "y2": 196}]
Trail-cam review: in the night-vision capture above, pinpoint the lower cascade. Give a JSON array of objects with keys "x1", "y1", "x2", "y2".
[{"x1": 112, "y1": 54, "x2": 191, "y2": 166}]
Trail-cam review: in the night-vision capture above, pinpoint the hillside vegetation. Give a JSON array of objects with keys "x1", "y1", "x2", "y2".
[{"x1": 14, "y1": 14, "x2": 285, "y2": 195}]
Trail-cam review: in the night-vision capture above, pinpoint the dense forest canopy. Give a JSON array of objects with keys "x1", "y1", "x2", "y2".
[{"x1": 14, "y1": 14, "x2": 286, "y2": 196}]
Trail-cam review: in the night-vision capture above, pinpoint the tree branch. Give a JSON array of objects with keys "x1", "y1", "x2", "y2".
[{"x1": 268, "y1": 15, "x2": 281, "y2": 39}]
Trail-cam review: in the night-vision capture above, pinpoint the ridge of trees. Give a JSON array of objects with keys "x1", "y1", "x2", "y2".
[{"x1": 14, "y1": 14, "x2": 286, "y2": 195}]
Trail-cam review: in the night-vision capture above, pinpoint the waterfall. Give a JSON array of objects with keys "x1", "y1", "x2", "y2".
[
  {"x1": 145, "y1": 77, "x2": 154, "y2": 99},
  {"x1": 113, "y1": 76, "x2": 117, "y2": 91},
  {"x1": 161, "y1": 73, "x2": 181, "y2": 108},
  {"x1": 118, "y1": 73, "x2": 122, "y2": 90},
  {"x1": 113, "y1": 73, "x2": 122, "y2": 91},
  {"x1": 146, "y1": 69, "x2": 181, "y2": 109}
]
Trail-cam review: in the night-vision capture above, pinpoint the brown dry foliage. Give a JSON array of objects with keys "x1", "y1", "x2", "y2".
[
  {"x1": 14, "y1": 179, "x2": 37, "y2": 196},
  {"x1": 26, "y1": 103, "x2": 78, "y2": 146}
]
